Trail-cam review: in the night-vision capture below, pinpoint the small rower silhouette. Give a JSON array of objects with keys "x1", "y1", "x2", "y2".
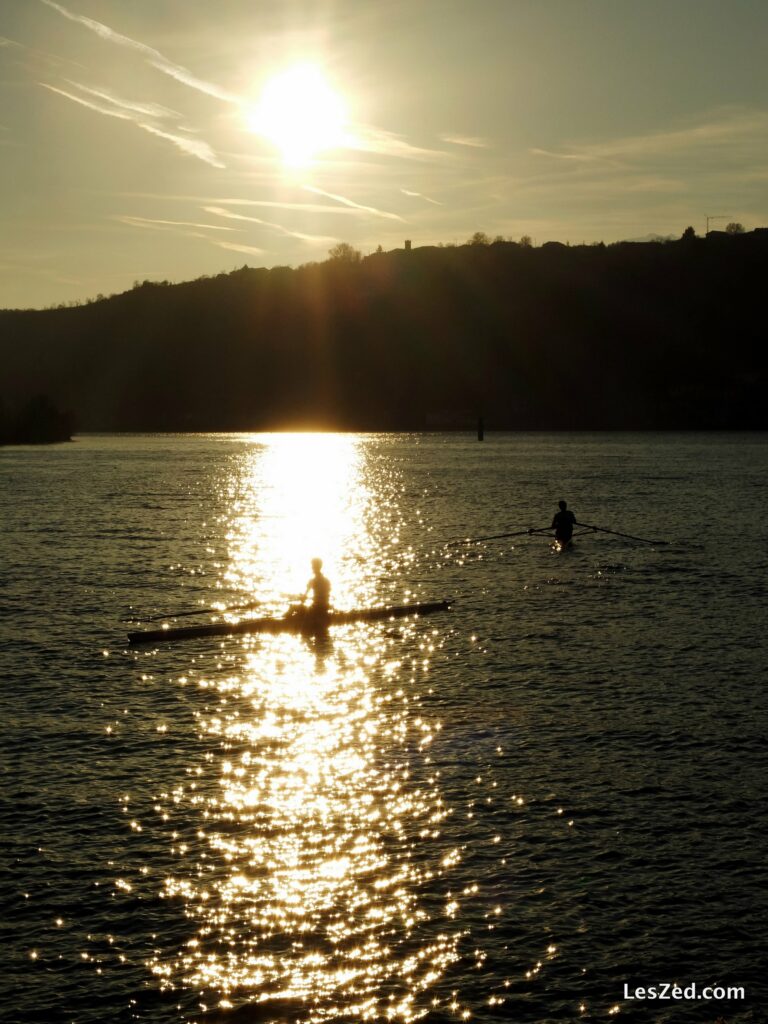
[{"x1": 551, "y1": 500, "x2": 577, "y2": 548}]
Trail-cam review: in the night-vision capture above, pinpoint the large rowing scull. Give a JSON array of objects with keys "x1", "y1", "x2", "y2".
[{"x1": 127, "y1": 599, "x2": 453, "y2": 645}]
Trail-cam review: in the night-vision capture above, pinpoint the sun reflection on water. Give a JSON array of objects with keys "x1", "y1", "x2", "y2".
[
  {"x1": 150, "y1": 434, "x2": 461, "y2": 1020},
  {"x1": 221, "y1": 433, "x2": 375, "y2": 614}
]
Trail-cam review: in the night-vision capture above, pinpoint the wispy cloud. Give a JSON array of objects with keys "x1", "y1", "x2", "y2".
[
  {"x1": 108, "y1": 193, "x2": 371, "y2": 215},
  {"x1": 351, "y1": 126, "x2": 449, "y2": 162},
  {"x1": 40, "y1": 81, "x2": 131, "y2": 121},
  {"x1": 401, "y1": 188, "x2": 443, "y2": 206},
  {"x1": 441, "y1": 134, "x2": 489, "y2": 149},
  {"x1": 114, "y1": 215, "x2": 237, "y2": 232},
  {"x1": 40, "y1": 80, "x2": 224, "y2": 167},
  {"x1": 114, "y1": 214, "x2": 269, "y2": 260},
  {"x1": 531, "y1": 147, "x2": 607, "y2": 164},
  {"x1": 40, "y1": 0, "x2": 239, "y2": 104},
  {"x1": 64, "y1": 80, "x2": 180, "y2": 119},
  {"x1": 209, "y1": 198, "x2": 364, "y2": 216},
  {"x1": 517, "y1": 171, "x2": 687, "y2": 203},
  {"x1": 509, "y1": 107, "x2": 768, "y2": 226},
  {"x1": 215, "y1": 241, "x2": 265, "y2": 256},
  {"x1": 203, "y1": 206, "x2": 336, "y2": 244},
  {"x1": 303, "y1": 185, "x2": 405, "y2": 222},
  {"x1": 137, "y1": 123, "x2": 224, "y2": 168},
  {"x1": 440, "y1": 108, "x2": 768, "y2": 244},
  {"x1": 113, "y1": 214, "x2": 262, "y2": 261},
  {"x1": 1, "y1": 30, "x2": 90, "y2": 73},
  {"x1": 533, "y1": 107, "x2": 768, "y2": 166}
]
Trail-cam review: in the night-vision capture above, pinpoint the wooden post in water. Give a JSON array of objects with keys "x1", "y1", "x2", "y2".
[{"x1": 477, "y1": 416, "x2": 484, "y2": 441}]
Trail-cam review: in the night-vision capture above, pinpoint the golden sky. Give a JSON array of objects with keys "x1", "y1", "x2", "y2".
[{"x1": 1, "y1": 0, "x2": 767, "y2": 307}]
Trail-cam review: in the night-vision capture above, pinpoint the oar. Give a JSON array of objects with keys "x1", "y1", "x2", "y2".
[
  {"x1": 577, "y1": 522, "x2": 669, "y2": 545},
  {"x1": 446, "y1": 526, "x2": 552, "y2": 546}
]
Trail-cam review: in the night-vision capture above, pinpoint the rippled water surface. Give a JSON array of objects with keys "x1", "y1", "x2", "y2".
[{"x1": 1, "y1": 432, "x2": 767, "y2": 1024}]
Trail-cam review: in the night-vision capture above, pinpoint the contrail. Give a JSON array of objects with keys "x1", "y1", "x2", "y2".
[
  {"x1": 40, "y1": 0, "x2": 239, "y2": 103},
  {"x1": 303, "y1": 185, "x2": 404, "y2": 222}
]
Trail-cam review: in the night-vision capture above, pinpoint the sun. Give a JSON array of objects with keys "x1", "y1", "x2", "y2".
[{"x1": 248, "y1": 64, "x2": 348, "y2": 168}]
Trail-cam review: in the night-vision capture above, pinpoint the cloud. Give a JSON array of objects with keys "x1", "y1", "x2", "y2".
[
  {"x1": 532, "y1": 107, "x2": 768, "y2": 166},
  {"x1": 1, "y1": 30, "x2": 92, "y2": 74},
  {"x1": 401, "y1": 188, "x2": 443, "y2": 206},
  {"x1": 114, "y1": 215, "x2": 237, "y2": 232},
  {"x1": 530, "y1": 147, "x2": 607, "y2": 164},
  {"x1": 490, "y1": 105, "x2": 768, "y2": 234},
  {"x1": 351, "y1": 125, "x2": 449, "y2": 161},
  {"x1": 40, "y1": 81, "x2": 132, "y2": 121},
  {"x1": 40, "y1": 80, "x2": 224, "y2": 167},
  {"x1": 439, "y1": 111, "x2": 768, "y2": 245},
  {"x1": 113, "y1": 215, "x2": 263, "y2": 260},
  {"x1": 64, "y1": 80, "x2": 180, "y2": 120},
  {"x1": 37, "y1": 2, "x2": 463, "y2": 185},
  {"x1": 203, "y1": 206, "x2": 336, "y2": 244},
  {"x1": 303, "y1": 185, "x2": 405, "y2": 222},
  {"x1": 210, "y1": 198, "x2": 364, "y2": 215},
  {"x1": 440, "y1": 134, "x2": 489, "y2": 149},
  {"x1": 107, "y1": 193, "x2": 372, "y2": 215},
  {"x1": 114, "y1": 214, "x2": 270, "y2": 258},
  {"x1": 215, "y1": 241, "x2": 265, "y2": 256},
  {"x1": 40, "y1": 0, "x2": 239, "y2": 103},
  {"x1": 137, "y1": 123, "x2": 225, "y2": 168}
]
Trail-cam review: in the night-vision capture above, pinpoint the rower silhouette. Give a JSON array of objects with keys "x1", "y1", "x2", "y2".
[
  {"x1": 304, "y1": 557, "x2": 331, "y2": 612},
  {"x1": 552, "y1": 500, "x2": 577, "y2": 547}
]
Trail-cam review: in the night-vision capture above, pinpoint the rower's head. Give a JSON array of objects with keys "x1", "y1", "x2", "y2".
[
  {"x1": 558, "y1": 500, "x2": 567, "y2": 511},
  {"x1": 311, "y1": 557, "x2": 323, "y2": 573}
]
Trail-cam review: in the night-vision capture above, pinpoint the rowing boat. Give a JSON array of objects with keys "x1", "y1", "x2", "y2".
[{"x1": 127, "y1": 599, "x2": 453, "y2": 645}]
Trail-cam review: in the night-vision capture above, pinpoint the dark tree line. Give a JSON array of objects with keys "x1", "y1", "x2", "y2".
[
  {"x1": 1, "y1": 229, "x2": 766, "y2": 431},
  {"x1": 0, "y1": 394, "x2": 75, "y2": 444}
]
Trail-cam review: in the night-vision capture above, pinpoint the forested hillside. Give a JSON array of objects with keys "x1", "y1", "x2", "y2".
[{"x1": 2, "y1": 231, "x2": 766, "y2": 430}]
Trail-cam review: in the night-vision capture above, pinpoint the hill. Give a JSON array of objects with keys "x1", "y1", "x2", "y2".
[{"x1": 1, "y1": 231, "x2": 766, "y2": 430}]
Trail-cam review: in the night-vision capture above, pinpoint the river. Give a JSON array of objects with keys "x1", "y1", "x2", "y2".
[{"x1": 1, "y1": 432, "x2": 766, "y2": 1023}]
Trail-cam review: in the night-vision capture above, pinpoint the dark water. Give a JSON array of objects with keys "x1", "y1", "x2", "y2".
[{"x1": 1, "y1": 432, "x2": 766, "y2": 1024}]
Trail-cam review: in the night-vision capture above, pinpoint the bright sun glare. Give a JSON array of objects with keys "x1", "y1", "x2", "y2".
[{"x1": 248, "y1": 64, "x2": 348, "y2": 167}]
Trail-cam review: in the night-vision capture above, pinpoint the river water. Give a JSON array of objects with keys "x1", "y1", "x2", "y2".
[{"x1": 1, "y1": 432, "x2": 766, "y2": 1024}]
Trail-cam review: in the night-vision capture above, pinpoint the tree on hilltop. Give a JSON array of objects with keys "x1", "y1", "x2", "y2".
[{"x1": 328, "y1": 242, "x2": 362, "y2": 262}]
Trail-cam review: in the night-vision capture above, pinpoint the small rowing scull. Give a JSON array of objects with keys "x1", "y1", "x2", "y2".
[{"x1": 127, "y1": 599, "x2": 453, "y2": 645}]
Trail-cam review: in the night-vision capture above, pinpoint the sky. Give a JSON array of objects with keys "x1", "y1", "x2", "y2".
[{"x1": 1, "y1": 0, "x2": 767, "y2": 309}]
